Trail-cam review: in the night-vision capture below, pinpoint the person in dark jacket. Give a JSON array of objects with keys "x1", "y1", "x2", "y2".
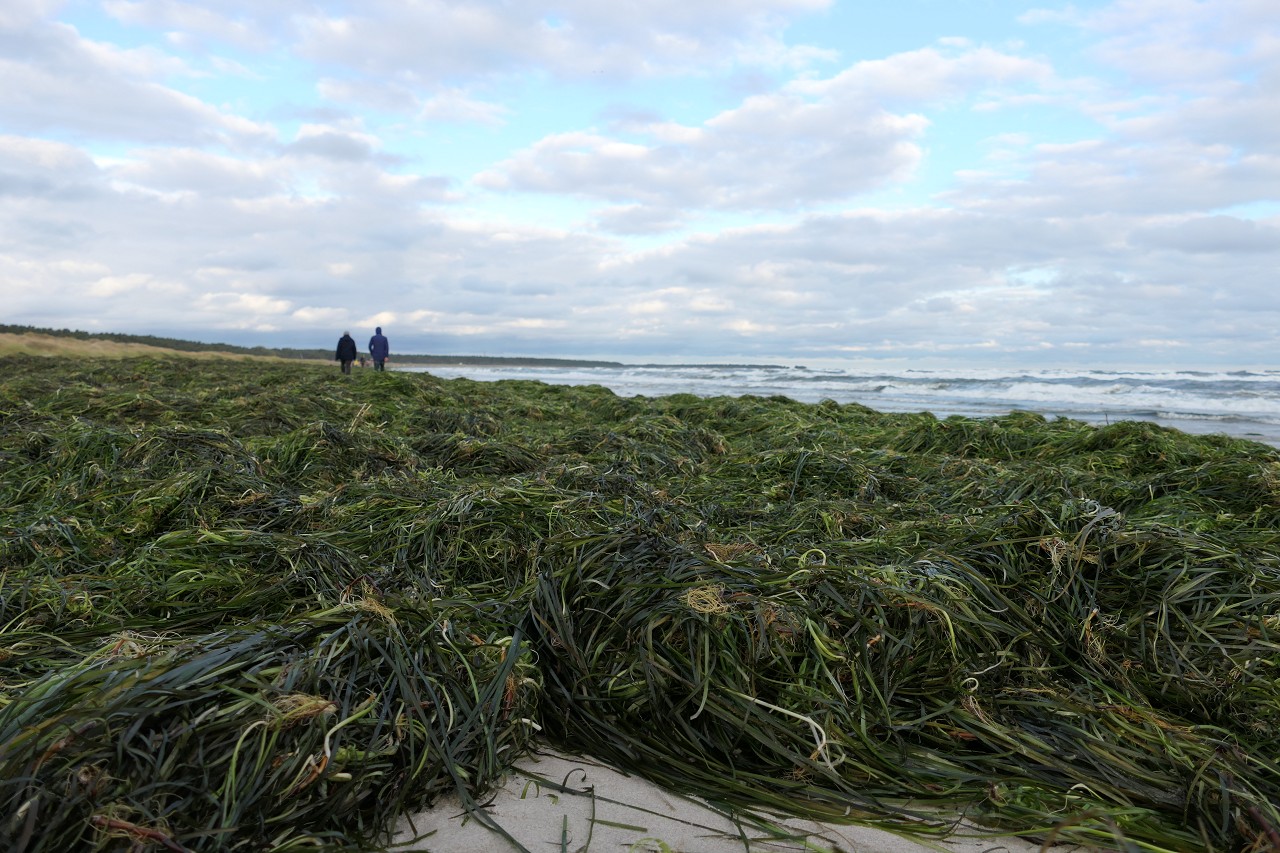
[
  {"x1": 368, "y1": 327, "x2": 390, "y2": 371},
  {"x1": 335, "y1": 331, "x2": 358, "y2": 374}
]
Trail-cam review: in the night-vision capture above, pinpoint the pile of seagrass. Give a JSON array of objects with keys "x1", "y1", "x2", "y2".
[{"x1": 1, "y1": 354, "x2": 1278, "y2": 852}]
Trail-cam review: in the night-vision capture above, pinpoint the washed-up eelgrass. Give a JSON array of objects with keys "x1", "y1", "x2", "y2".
[{"x1": 2, "y1": 354, "x2": 1279, "y2": 851}]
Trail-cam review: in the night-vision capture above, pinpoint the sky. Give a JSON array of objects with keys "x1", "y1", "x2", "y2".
[{"x1": 1, "y1": 0, "x2": 1278, "y2": 368}]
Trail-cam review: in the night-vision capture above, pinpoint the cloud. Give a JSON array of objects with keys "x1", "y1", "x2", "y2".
[
  {"x1": 0, "y1": 16, "x2": 274, "y2": 146},
  {"x1": 3, "y1": 0, "x2": 1278, "y2": 369},
  {"x1": 293, "y1": 0, "x2": 835, "y2": 86},
  {"x1": 1114, "y1": 81, "x2": 1280, "y2": 150},
  {"x1": 196, "y1": 291, "x2": 293, "y2": 328},
  {"x1": 1129, "y1": 215, "x2": 1280, "y2": 254},
  {"x1": 476, "y1": 44, "x2": 1054, "y2": 215},
  {"x1": 108, "y1": 147, "x2": 286, "y2": 198},
  {"x1": 793, "y1": 44, "x2": 1052, "y2": 105},
  {"x1": 314, "y1": 79, "x2": 512, "y2": 127},
  {"x1": 0, "y1": 0, "x2": 65, "y2": 29},
  {"x1": 284, "y1": 126, "x2": 380, "y2": 162},
  {"x1": 102, "y1": 0, "x2": 276, "y2": 52},
  {"x1": 291, "y1": 306, "x2": 349, "y2": 325},
  {"x1": 0, "y1": 135, "x2": 101, "y2": 198},
  {"x1": 477, "y1": 104, "x2": 925, "y2": 213},
  {"x1": 535, "y1": 203, "x2": 1279, "y2": 361},
  {"x1": 948, "y1": 137, "x2": 1280, "y2": 217},
  {"x1": 593, "y1": 205, "x2": 690, "y2": 235},
  {"x1": 1042, "y1": 0, "x2": 1277, "y2": 87},
  {"x1": 87, "y1": 272, "x2": 186, "y2": 298},
  {"x1": 417, "y1": 89, "x2": 511, "y2": 126}
]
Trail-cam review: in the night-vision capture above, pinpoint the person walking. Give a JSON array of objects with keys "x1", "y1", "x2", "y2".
[
  {"x1": 335, "y1": 331, "x2": 358, "y2": 374},
  {"x1": 368, "y1": 326, "x2": 390, "y2": 371}
]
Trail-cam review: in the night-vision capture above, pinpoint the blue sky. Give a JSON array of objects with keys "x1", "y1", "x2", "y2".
[{"x1": 1, "y1": 0, "x2": 1277, "y2": 368}]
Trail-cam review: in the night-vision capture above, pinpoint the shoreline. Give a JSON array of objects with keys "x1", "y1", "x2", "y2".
[
  {"x1": 400, "y1": 364, "x2": 1280, "y2": 450},
  {"x1": 3, "y1": 329, "x2": 1275, "y2": 448}
]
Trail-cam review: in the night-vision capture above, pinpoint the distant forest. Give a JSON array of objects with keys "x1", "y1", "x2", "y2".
[{"x1": 0, "y1": 324, "x2": 624, "y2": 368}]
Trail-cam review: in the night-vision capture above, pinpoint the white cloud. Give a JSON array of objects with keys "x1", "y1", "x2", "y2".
[
  {"x1": 293, "y1": 0, "x2": 835, "y2": 85},
  {"x1": 108, "y1": 147, "x2": 285, "y2": 198},
  {"x1": 316, "y1": 78, "x2": 418, "y2": 113},
  {"x1": 1130, "y1": 215, "x2": 1280, "y2": 254},
  {"x1": 1059, "y1": 0, "x2": 1277, "y2": 86},
  {"x1": 87, "y1": 272, "x2": 187, "y2": 300},
  {"x1": 102, "y1": 0, "x2": 275, "y2": 52},
  {"x1": 361, "y1": 311, "x2": 398, "y2": 325},
  {"x1": 476, "y1": 44, "x2": 1055, "y2": 215},
  {"x1": 285, "y1": 125, "x2": 381, "y2": 162},
  {"x1": 0, "y1": 135, "x2": 100, "y2": 197},
  {"x1": 0, "y1": 18, "x2": 274, "y2": 146},
  {"x1": 955, "y1": 134, "x2": 1280, "y2": 217},
  {"x1": 195, "y1": 292, "x2": 293, "y2": 331},
  {"x1": 291, "y1": 306, "x2": 349, "y2": 325},
  {"x1": 0, "y1": 0, "x2": 64, "y2": 29},
  {"x1": 793, "y1": 44, "x2": 1052, "y2": 104},
  {"x1": 417, "y1": 89, "x2": 511, "y2": 126},
  {"x1": 593, "y1": 205, "x2": 690, "y2": 235},
  {"x1": 477, "y1": 105, "x2": 925, "y2": 212}
]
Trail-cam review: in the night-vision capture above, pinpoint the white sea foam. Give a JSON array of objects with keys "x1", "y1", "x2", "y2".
[{"x1": 401, "y1": 364, "x2": 1280, "y2": 446}]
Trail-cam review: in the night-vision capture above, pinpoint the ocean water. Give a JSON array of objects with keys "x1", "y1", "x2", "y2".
[{"x1": 399, "y1": 363, "x2": 1280, "y2": 448}]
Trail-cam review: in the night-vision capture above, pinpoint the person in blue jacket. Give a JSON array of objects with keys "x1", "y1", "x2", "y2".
[{"x1": 368, "y1": 327, "x2": 390, "y2": 371}]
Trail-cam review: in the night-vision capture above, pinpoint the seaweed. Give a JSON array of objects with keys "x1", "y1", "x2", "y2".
[{"x1": 1, "y1": 354, "x2": 1278, "y2": 852}]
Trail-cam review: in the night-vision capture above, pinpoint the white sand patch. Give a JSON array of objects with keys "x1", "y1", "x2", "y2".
[{"x1": 391, "y1": 749, "x2": 1094, "y2": 852}]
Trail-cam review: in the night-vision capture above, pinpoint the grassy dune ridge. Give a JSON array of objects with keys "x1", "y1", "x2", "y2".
[
  {"x1": 0, "y1": 327, "x2": 621, "y2": 368},
  {"x1": 1, "y1": 355, "x2": 1279, "y2": 852},
  {"x1": 0, "y1": 333, "x2": 311, "y2": 362}
]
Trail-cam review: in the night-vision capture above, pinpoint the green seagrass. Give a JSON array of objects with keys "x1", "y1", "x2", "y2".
[{"x1": 1, "y1": 354, "x2": 1277, "y2": 851}]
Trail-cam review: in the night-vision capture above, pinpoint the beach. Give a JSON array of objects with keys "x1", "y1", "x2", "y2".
[{"x1": 3, "y1": 356, "x2": 1276, "y2": 853}]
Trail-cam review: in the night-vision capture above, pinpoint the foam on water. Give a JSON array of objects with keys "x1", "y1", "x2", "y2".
[{"x1": 402, "y1": 364, "x2": 1280, "y2": 447}]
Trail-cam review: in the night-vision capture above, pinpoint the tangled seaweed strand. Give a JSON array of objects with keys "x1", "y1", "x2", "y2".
[{"x1": 2, "y1": 355, "x2": 1279, "y2": 851}]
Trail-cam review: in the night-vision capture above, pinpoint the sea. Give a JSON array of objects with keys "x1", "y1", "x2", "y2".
[{"x1": 398, "y1": 363, "x2": 1280, "y2": 449}]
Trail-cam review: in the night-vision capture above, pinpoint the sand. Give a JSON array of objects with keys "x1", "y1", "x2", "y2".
[{"x1": 390, "y1": 748, "x2": 1094, "y2": 852}]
